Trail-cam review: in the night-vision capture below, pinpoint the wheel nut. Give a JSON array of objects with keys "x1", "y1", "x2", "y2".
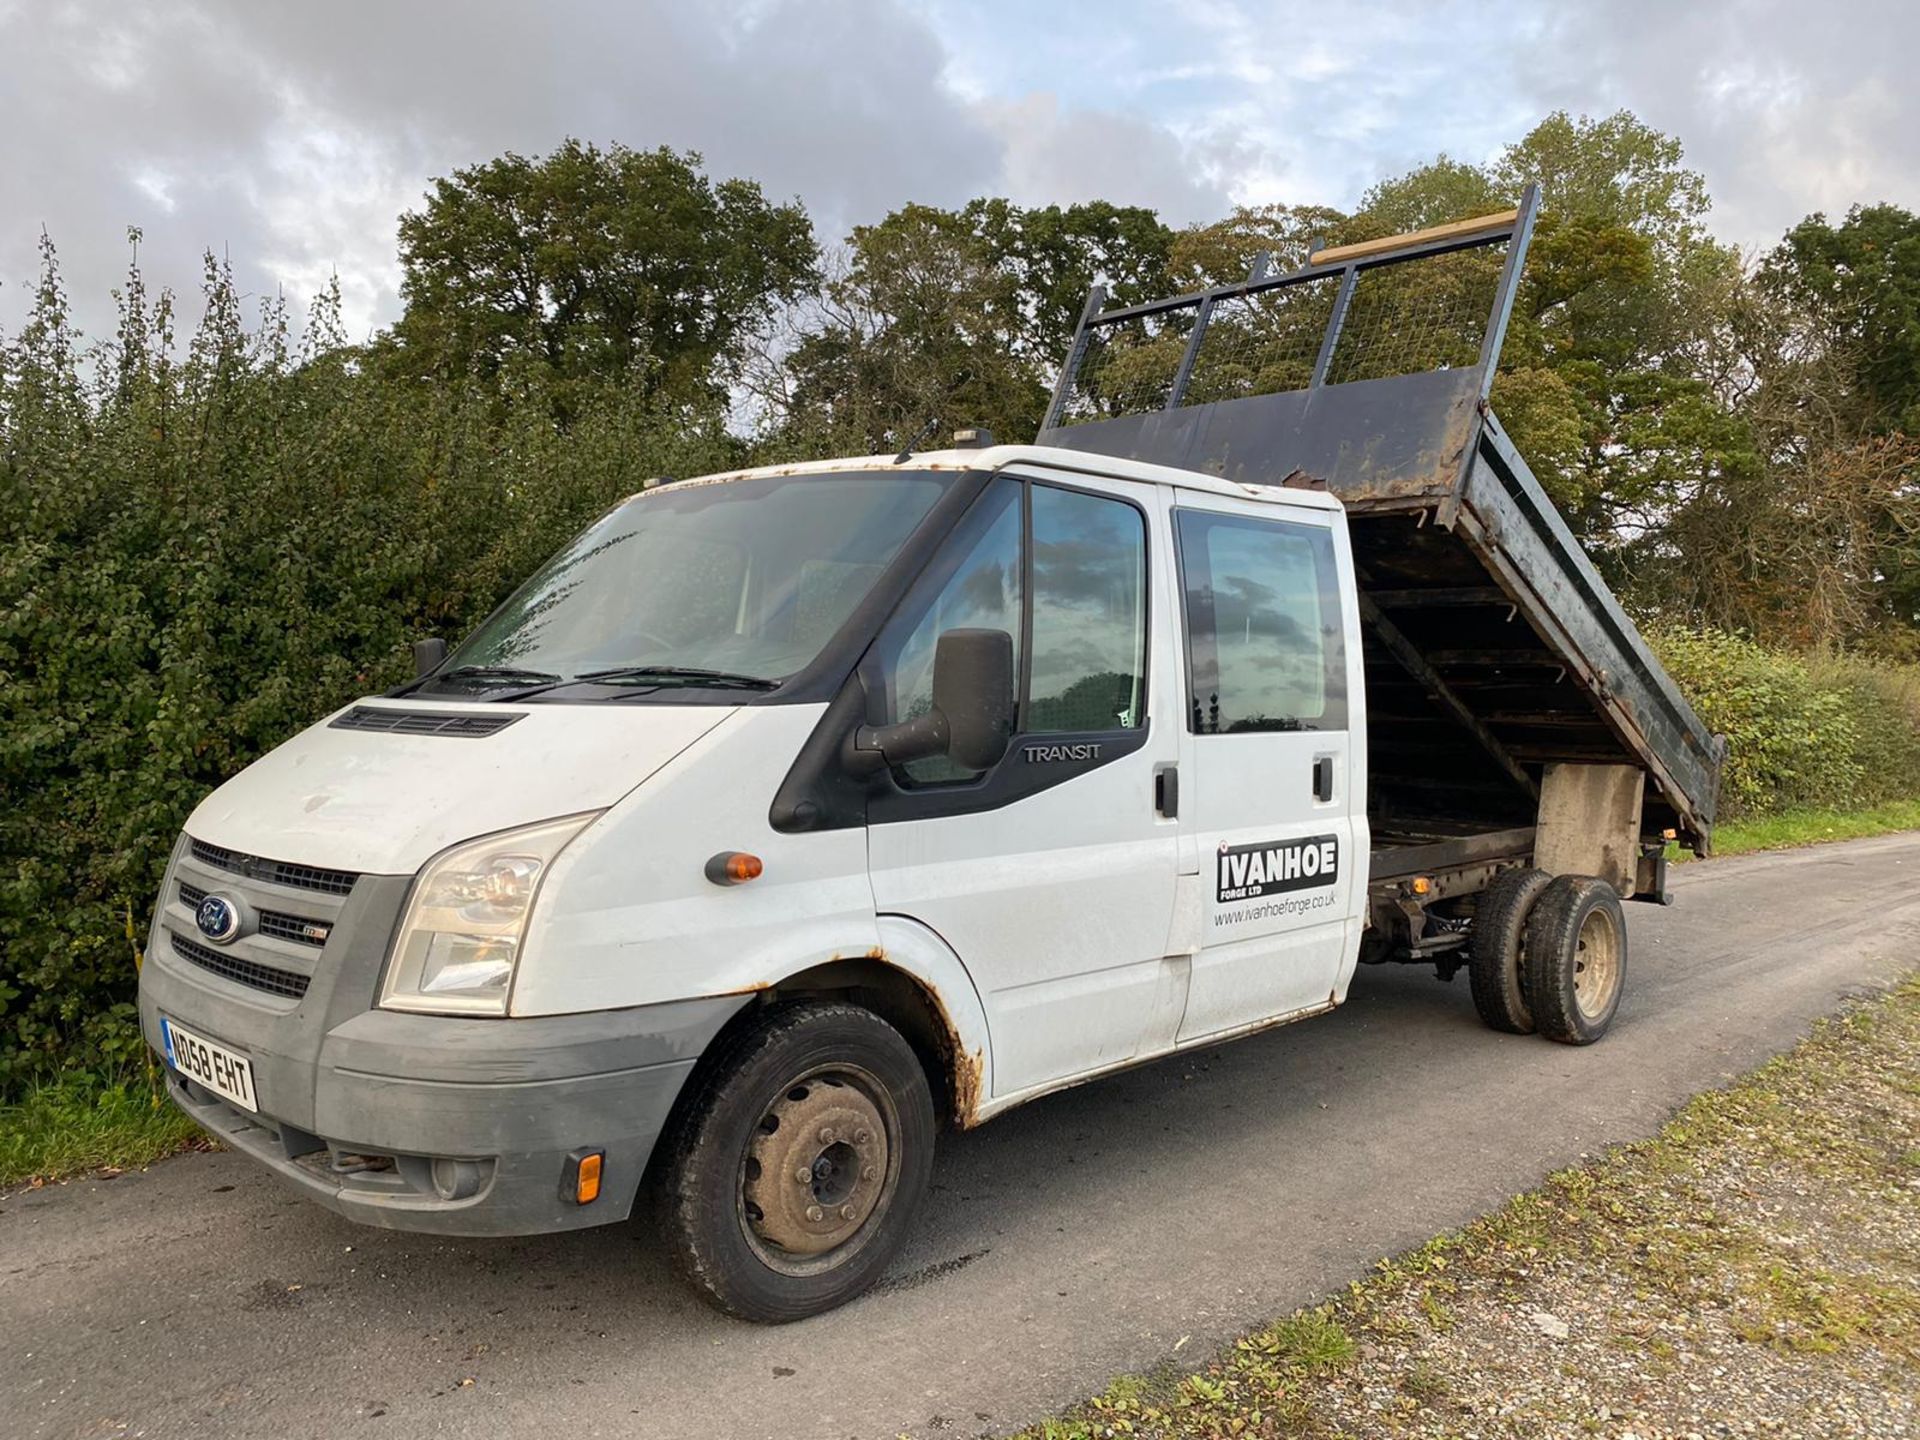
[
  {"x1": 839, "y1": 1204, "x2": 857, "y2": 1221},
  {"x1": 818, "y1": 1126, "x2": 836, "y2": 1144},
  {"x1": 854, "y1": 1129, "x2": 871, "y2": 1145},
  {"x1": 794, "y1": 1166, "x2": 812, "y2": 1184},
  {"x1": 861, "y1": 1165, "x2": 877, "y2": 1182},
  {"x1": 805, "y1": 1204, "x2": 824, "y2": 1223}
]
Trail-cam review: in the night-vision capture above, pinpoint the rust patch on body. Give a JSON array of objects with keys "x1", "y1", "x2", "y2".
[
  {"x1": 912, "y1": 978, "x2": 985, "y2": 1129},
  {"x1": 951, "y1": 1048, "x2": 986, "y2": 1130}
]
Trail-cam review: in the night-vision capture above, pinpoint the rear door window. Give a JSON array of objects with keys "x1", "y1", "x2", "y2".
[{"x1": 1175, "y1": 510, "x2": 1346, "y2": 733}]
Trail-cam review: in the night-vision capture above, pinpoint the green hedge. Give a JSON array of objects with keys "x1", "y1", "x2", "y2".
[
  {"x1": 1649, "y1": 627, "x2": 1920, "y2": 819},
  {"x1": 0, "y1": 260, "x2": 738, "y2": 1089}
]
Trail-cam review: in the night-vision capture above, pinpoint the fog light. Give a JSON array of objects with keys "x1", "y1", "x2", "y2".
[{"x1": 430, "y1": 1157, "x2": 484, "y2": 1201}]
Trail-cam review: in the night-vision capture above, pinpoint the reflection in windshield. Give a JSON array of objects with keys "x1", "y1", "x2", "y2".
[{"x1": 442, "y1": 472, "x2": 948, "y2": 692}]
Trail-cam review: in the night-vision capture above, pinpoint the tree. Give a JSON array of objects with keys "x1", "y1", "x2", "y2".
[
  {"x1": 761, "y1": 200, "x2": 1175, "y2": 455},
  {"x1": 386, "y1": 140, "x2": 816, "y2": 412},
  {"x1": 1339, "y1": 114, "x2": 1752, "y2": 553},
  {"x1": 963, "y1": 198, "x2": 1173, "y2": 366},
  {"x1": 1718, "y1": 205, "x2": 1920, "y2": 637},
  {"x1": 1762, "y1": 204, "x2": 1920, "y2": 435},
  {"x1": 764, "y1": 204, "x2": 1032, "y2": 455},
  {"x1": 1167, "y1": 202, "x2": 1349, "y2": 286}
]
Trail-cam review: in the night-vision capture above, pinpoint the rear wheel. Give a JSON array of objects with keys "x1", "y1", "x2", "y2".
[
  {"x1": 1468, "y1": 867, "x2": 1551, "y2": 1034},
  {"x1": 659, "y1": 1003, "x2": 935, "y2": 1322},
  {"x1": 1523, "y1": 876, "x2": 1627, "y2": 1045}
]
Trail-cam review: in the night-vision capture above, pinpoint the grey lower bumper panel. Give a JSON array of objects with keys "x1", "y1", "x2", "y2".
[{"x1": 144, "y1": 956, "x2": 747, "y2": 1236}]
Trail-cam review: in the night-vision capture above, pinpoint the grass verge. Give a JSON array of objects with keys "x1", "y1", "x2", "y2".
[
  {"x1": 1707, "y1": 797, "x2": 1920, "y2": 857},
  {"x1": 1020, "y1": 975, "x2": 1920, "y2": 1439},
  {"x1": 0, "y1": 1069, "x2": 206, "y2": 1190}
]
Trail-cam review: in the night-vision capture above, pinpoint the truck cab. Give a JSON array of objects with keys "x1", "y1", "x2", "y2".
[
  {"x1": 139, "y1": 192, "x2": 1721, "y2": 1321},
  {"x1": 139, "y1": 444, "x2": 1375, "y2": 1319}
]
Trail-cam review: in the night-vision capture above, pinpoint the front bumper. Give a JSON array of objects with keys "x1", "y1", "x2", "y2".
[{"x1": 139, "y1": 835, "x2": 748, "y2": 1236}]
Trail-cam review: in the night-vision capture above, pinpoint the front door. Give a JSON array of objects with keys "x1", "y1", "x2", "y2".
[
  {"x1": 864, "y1": 472, "x2": 1184, "y2": 1099},
  {"x1": 1169, "y1": 498, "x2": 1361, "y2": 1042}
]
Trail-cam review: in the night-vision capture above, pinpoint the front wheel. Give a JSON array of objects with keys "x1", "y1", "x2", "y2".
[
  {"x1": 658, "y1": 1003, "x2": 936, "y2": 1322},
  {"x1": 1523, "y1": 875, "x2": 1628, "y2": 1045}
]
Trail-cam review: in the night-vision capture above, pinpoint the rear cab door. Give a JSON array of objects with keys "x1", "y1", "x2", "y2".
[{"x1": 1165, "y1": 486, "x2": 1369, "y2": 1042}]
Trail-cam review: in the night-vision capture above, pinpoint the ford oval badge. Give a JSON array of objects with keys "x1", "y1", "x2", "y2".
[{"x1": 196, "y1": 893, "x2": 241, "y2": 944}]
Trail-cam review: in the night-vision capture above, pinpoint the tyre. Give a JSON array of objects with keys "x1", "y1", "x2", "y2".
[
  {"x1": 1468, "y1": 867, "x2": 1551, "y2": 1034},
  {"x1": 1522, "y1": 875, "x2": 1628, "y2": 1045},
  {"x1": 659, "y1": 1002, "x2": 936, "y2": 1322}
]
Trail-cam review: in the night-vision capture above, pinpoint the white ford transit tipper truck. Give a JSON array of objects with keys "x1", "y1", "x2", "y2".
[{"x1": 139, "y1": 195, "x2": 1724, "y2": 1321}]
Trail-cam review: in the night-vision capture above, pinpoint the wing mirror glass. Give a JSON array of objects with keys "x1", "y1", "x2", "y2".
[{"x1": 853, "y1": 628, "x2": 1015, "y2": 772}]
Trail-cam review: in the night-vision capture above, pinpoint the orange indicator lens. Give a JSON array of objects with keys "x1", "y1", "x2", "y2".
[
  {"x1": 575, "y1": 1151, "x2": 603, "y2": 1205},
  {"x1": 705, "y1": 851, "x2": 765, "y2": 886}
]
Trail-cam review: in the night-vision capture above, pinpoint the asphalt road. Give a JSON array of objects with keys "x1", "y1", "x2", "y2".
[{"x1": 7, "y1": 833, "x2": 1919, "y2": 1440}]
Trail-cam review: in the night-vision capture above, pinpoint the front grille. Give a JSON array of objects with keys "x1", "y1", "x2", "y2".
[
  {"x1": 170, "y1": 932, "x2": 311, "y2": 1000},
  {"x1": 179, "y1": 882, "x2": 331, "y2": 947},
  {"x1": 189, "y1": 839, "x2": 358, "y2": 897},
  {"x1": 330, "y1": 705, "x2": 523, "y2": 738}
]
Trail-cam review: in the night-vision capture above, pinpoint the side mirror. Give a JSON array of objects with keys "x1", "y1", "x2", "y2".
[
  {"x1": 851, "y1": 628, "x2": 1015, "y2": 773},
  {"x1": 412, "y1": 637, "x2": 449, "y2": 679},
  {"x1": 933, "y1": 627, "x2": 1014, "y2": 770}
]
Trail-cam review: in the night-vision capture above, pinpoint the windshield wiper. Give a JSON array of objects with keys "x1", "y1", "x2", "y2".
[
  {"x1": 571, "y1": 665, "x2": 781, "y2": 691},
  {"x1": 390, "y1": 663, "x2": 564, "y2": 698},
  {"x1": 436, "y1": 664, "x2": 565, "y2": 685}
]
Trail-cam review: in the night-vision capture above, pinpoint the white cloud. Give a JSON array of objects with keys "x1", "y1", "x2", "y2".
[
  {"x1": 2, "y1": 0, "x2": 1915, "y2": 351},
  {"x1": 1514, "y1": 0, "x2": 1920, "y2": 251},
  {"x1": 974, "y1": 92, "x2": 1225, "y2": 220},
  {"x1": 0, "y1": 0, "x2": 1000, "y2": 340}
]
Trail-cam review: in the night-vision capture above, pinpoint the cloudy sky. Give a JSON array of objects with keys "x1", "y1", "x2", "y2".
[{"x1": 2, "y1": 0, "x2": 1914, "y2": 343}]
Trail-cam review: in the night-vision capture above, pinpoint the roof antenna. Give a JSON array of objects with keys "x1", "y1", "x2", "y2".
[
  {"x1": 893, "y1": 415, "x2": 943, "y2": 465},
  {"x1": 893, "y1": 368, "x2": 975, "y2": 464}
]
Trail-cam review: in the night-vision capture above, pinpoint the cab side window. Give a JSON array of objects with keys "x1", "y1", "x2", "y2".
[
  {"x1": 875, "y1": 480, "x2": 1023, "y2": 785},
  {"x1": 871, "y1": 478, "x2": 1149, "y2": 788},
  {"x1": 1176, "y1": 510, "x2": 1347, "y2": 733}
]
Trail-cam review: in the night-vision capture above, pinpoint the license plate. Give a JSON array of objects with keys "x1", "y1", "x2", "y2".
[{"x1": 161, "y1": 1016, "x2": 258, "y2": 1113}]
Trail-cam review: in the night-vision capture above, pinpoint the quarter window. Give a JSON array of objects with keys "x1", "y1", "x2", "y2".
[{"x1": 1176, "y1": 510, "x2": 1346, "y2": 733}]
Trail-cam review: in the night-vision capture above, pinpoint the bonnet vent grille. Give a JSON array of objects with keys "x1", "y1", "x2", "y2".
[{"x1": 330, "y1": 706, "x2": 523, "y2": 738}]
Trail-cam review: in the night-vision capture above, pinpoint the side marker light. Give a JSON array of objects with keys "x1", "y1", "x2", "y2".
[
  {"x1": 565, "y1": 1149, "x2": 604, "y2": 1206},
  {"x1": 705, "y1": 851, "x2": 764, "y2": 886}
]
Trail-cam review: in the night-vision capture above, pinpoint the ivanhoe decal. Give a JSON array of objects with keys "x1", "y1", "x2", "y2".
[{"x1": 1217, "y1": 834, "x2": 1340, "y2": 903}]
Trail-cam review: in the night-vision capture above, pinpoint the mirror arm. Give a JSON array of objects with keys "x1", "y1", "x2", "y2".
[{"x1": 848, "y1": 711, "x2": 950, "y2": 775}]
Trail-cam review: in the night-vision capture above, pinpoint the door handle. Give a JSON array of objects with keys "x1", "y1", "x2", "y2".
[
  {"x1": 1312, "y1": 755, "x2": 1335, "y2": 803},
  {"x1": 1154, "y1": 764, "x2": 1179, "y2": 818}
]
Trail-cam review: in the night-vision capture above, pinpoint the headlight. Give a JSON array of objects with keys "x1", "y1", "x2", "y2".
[{"x1": 380, "y1": 813, "x2": 600, "y2": 1016}]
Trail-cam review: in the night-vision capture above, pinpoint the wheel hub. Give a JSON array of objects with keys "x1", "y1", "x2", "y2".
[
  {"x1": 1572, "y1": 907, "x2": 1622, "y2": 1020},
  {"x1": 742, "y1": 1076, "x2": 889, "y2": 1256}
]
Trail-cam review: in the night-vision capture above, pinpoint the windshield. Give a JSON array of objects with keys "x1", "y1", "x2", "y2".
[{"x1": 437, "y1": 471, "x2": 950, "y2": 694}]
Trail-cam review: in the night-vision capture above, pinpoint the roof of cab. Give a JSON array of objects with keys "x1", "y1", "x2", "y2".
[{"x1": 628, "y1": 444, "x2": 1343, "y2": 512}]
